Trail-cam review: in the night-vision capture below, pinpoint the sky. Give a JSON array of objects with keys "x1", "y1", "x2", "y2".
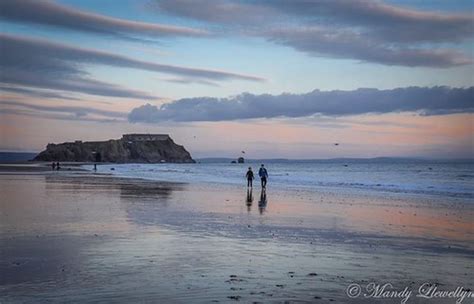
[{"x1": 0, "y1": 0, "x2": 473, "y2": 159}]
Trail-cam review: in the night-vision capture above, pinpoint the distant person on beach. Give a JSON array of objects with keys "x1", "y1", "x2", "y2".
[
  {"x1": 94, "y1": 164, "x2": 97, "y2": 171},
  {"x1": 246, "y1": 167, "x2": 254, "y2": 187},
  {"x1": 51, "y1": 162, "x2": 56, "y2": 170},
  {"x1": 258, "y1": 164, "x2": 268, "y2": 188},
  {"x1": 56, "y1": 162, "x2": 61, "y2": 170}
]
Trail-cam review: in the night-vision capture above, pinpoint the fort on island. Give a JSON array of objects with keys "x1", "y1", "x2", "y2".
[
  {"x1": 122, "y1": 134, "x2": 171, "y2": 142},
  {"x1": 33, "y1": 134, "x2": 195, "y2": 163}
]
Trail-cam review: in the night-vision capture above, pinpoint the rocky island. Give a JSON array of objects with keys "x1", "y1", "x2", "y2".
[{"x1": 34, "y1": 134, "x2": 195, "y2": 163}]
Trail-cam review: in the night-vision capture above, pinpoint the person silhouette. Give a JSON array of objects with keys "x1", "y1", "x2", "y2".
[
  {"x1": 258, "y1": 164, "x2": 268, "y2": 188},
  {"x1": 246, "y1": 188, "x2": 253, "y2": 212},
  {"x1": 246, "y1": 167, "x2": 254, "y2": 187},
  {"x1": 258, "y1": 188, "x2": 267, "y2": 214}
]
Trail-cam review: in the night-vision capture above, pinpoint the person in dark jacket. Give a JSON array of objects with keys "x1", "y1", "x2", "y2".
[
  {"x1": 258, "y1": 164, "x2": 268, "y2": 188},
  {"x1": 246, "y1": 167, "x2": 254, "y2": 187}
]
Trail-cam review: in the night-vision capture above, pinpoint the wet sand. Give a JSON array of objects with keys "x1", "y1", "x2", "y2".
[{"x1": 0, "y1": 168, "x2": 473, "y2": 303}]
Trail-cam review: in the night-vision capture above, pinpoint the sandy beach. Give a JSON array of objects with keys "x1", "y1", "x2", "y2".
[
  {"x1": 0, "y1": 165, "x2": 472, "y2": 303},
  {"x1": 2, "y1": 0, "x2": 473, "y2": 302}
]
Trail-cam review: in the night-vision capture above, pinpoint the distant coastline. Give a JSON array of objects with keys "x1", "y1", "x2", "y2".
[
  {"x1": 196, "y1": 157, "x2": 474, "y2": 163},
  {"x1": 1, "y1": 152, "x2": 472, "y2": 164},
  {"x1": 0, "y1": 152, "x2": 37, "y2": 163}
]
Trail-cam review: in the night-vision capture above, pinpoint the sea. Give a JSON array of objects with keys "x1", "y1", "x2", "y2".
[
  {"x1": 82, "y1": 158, "x2": 474, "y2": 200},
  {"x1": 0, "y1": 152, "x2": 37, "y2": 163}
]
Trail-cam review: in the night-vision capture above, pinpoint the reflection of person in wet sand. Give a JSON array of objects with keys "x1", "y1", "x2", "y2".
[
  {"x1": 246, "y1": 188, "x2": 253, "y2": 212},
  {"x1": 258, "y1": 188, "x2": 267, "y2": 214}
]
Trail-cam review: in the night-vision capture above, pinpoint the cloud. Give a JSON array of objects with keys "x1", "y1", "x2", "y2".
[
  {"x1": 263, "y1": 0, "x2": 474, "y2": 43},
  {"x1": 0, "y1": 0, "x2": 208, "y2": 40},
  {"x1": 156, "y1": 0, "x2": 474, "y2": 67},
  {"x1": 128, "y1": 86, "x2": 474, "y2": 122},
  {"x1": 156, "y1": 0, "x2": 279, "y2": 25},
  {"x1": 2, "y1": 34, "x2": 264, "y2": 81},
  {"x1": 0, "y1": 108, "x2": 124, "y2": 123},
  {"x1": 266, "y1": 27, "x2": 472, "y2": 67},
  {"x1": 0, "y1": 100, "x2": 126, "y2": 119},
  {"x1": 0, "y1": 99, "x2": 127, "y2": 123},
  {"x1": 0, "y1": 85, "x2": 80, "y2": 100},
  {"x1": 0, "y1": 34, "x2": 265, "y2": 98},
  {"x1": 165, "y1": 78, "x2": 221, "y2": 87},
  {"x1": 1, "y1": 69, "x2": 156, "y2": 100}
]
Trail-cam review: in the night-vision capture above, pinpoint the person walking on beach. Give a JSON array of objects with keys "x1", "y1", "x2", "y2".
[
  {"x1": 259, "y1": 164, "x2": 268, "y2": 188},
  {"x1": 246, "y1": 167, "x2": 254, "y2": 187}
]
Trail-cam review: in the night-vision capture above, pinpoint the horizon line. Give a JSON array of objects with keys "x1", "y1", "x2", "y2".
[{"x1": 1, "y1": 151, "x2": 472, "y2": 162}]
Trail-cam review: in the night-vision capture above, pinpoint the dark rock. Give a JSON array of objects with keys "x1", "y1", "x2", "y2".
[
  {"x1": 237, "y1": 157, "x2": 244, "y2": 163},
  {"x1": 33, "y1": 134, "x2": 195, "y2": 163}
]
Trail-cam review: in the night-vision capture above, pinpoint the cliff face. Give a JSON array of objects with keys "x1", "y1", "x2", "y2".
[{"x1": 33, "y1": 137, "x2": 195, "y2": 163}]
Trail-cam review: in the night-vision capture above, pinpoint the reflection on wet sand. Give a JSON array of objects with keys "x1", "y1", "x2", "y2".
[
  {"x1": 44, "y1": 174, "x2": 177, "y2": 201},
  {"x1": 245, "y1": 188, "x2": 253, "y2": 212},
  {"x1": 245, "y1": 188, "x2": 268, "y2": 215},
  {"x1": 1, "y1": 173, "x2": 473, "y2": 303},
  {"x1": 258, "y1": 188, "x2": 267, "y2": 215},
  {"x1": 45, "y1": 174, "x2": 181, "y2": 228},
  {"x1": 120, "y1": 183, "x2": 176, "y2": 227}
]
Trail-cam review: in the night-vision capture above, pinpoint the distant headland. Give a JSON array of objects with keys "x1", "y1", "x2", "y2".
[{"x1": 33, "y1": 134, "x2": 195, "y2": 163}]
